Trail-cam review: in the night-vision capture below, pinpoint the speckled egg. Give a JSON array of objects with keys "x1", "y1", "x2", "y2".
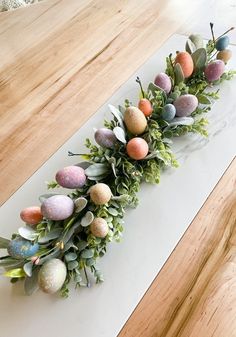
[
  {"x1": 38, "y1": 259, "x2": 67, "y2": 294},
  {"x1": 7, "y1": 238, "x2": 39, "y2": 259},
  {"x1": 204, "y1": 60, "x2": 225, "y2": 82},
  {"x1": 126, "y1": 137, "x2": 149, "y2": 160},
  {"x1": 90, "y1": 183, "x2": 112, "y2": 205},
  {"x1": 162, "y1": 104, "x2": 176, "y2": 122},
  {"x1": 216, "y1": 49, "x2": 232, "y2": 64},
  {"x1": 175, "y1": 52, "x2": 194, "y2": 78},
  {"x1": 154, "y1": 73, "x2": 172, "y2": 94},
  {"x1": 41, "y1": 195, "x2": 74, "y2": 221},
  {"x1": 138, "y1": 98, "x2": 153, "y2": 117},
  {"x1": 174, "y1": 94, "x2": 198, "y2": 117},
  {"x1": 20, "y1": 206, "x2": 43, "y2": 226},
  {"x1": 124, "y1": 106, "x2": 147, "y2": 135},
  {"x1": 215, "y1": 35, "x2": 229, "y2": 51},
  {"x1": 90, "y1": 218, "x2": 109, "y2": 238},
  {"x1": 94, "y1": 128, "x2": 117, "y2": 148},
  {"x1": 55, "y1": 166, "x2": 86, "y2": 189}
]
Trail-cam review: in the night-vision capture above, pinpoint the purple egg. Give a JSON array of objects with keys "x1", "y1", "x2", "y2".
[
  {"x1": 154, "y1": 73, "x2": 172, "y2": 94},
  {"x1": 56, "y1": 166, "x2": 86, "y2": 189},
  {"x1": 204, "y1": 60, "x2": 225, "y2": 82},
  {"x1": 41, "y1": 195, "x2": 74, "y2": 221},
  {"x1": 94, "y1": 128, "x2": 117, "y2": 148},
  {"x1": 174, "y1": 94, "x2": 198, "y2": 117}
]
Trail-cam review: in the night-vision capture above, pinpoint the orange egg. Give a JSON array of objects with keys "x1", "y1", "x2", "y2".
[
  {"x1": 138, "y1": 98, "x2": 153, "y2": 117},
  {"x1": 126, "y1": 137, "x2": 149, "y2": 160},
  {"x1": 20, "y1": 206, "x2": 43, "y2": 226},
  {"x1": 175, "y1": 51, "x2": 194, "y2": 78}
]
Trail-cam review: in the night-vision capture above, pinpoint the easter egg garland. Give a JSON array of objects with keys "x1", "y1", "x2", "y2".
[{"x1": 0, "y1": 24, "x2": 236, "y2": 297}]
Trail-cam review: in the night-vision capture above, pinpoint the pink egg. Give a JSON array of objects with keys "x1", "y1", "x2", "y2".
[
  {"x1": 154, "y1": 73, "x2": 172, "y2": 94},
  {"x1": 56, "y1": 166, "x2": 86, "y2": 189},
  {"x1": 204, "y1": 60, "x2": 225, "y2": 82},
  {"x1": 41, "y1": 195, "x2": 74, "y2": 221}
]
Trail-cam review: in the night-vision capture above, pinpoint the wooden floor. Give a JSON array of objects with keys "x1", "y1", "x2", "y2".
[{"x1": 0, "y1": 1, "x2": 236, "y2": 336}]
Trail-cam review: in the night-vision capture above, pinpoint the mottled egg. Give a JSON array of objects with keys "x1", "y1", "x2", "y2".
[
  {"x1": 204, "y1": 60, "x2": 225, "y2": 82},
  {"x1": 174, "y1": 94, "x2": 198, "y2": 117},
  {"x1": 20, "y1": 206, "x2": 43, "y2": 226},
  {"x1": 175, "y1": 52, "x2": 194, "y2": 78},
  {"x1": 162, "y1": 104, "x2": 176, "y2": 121},
  {"x1": 216, "y1": 49, "x2": 232, "y2": 64},
  {"x1": 7, "y1": 238, "x2": 39, "y2": 259},
  {"x1": 41, "y1": 195, "x2": 74, "y2": 221},
  {"x1": 124, "y1": 106, "x2": 147, "y2": 135},
  {"x1": 38, "y1": 259, "x2": 67, "y2": 294},
  {"x1": 138, "y1": 98, "x2": 153, "y2": 117},
  {"x1": 94, "y1": 128, "x2": 117, "y2": 148},
  {"x1": 154, "y1": 72, "x2": 172, "y2": 94},
  {"x1": 90, "y1": 218, "x2": 109, "y2": 238},
  {"x1": 215, "y1": 35, "x2": 229, "y2": 51},
  {"x1": 55, "y1": 166, "x2": 86, "y2": 189},
  {"x1": 126, "y1": 137, "x2": 149, "y2": 160},
  {"x1": 90, "y1": 183, "x2": 112, "y2": 205}
]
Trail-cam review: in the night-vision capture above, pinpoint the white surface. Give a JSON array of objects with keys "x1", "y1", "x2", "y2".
[{"x1": 0, "y1": 34, "x2": 236, "y2": 337}]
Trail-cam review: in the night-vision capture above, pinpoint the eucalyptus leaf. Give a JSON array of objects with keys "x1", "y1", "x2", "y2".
[
  {"x1": 85, "y1": 163, "x2": 110, "y2": 177},
  {"x1": 185, "y1": 39, "x2": 196, "y2": 54},
  {"x1": 65, "y1": 252, "x2": 77, "y2": 262},
  {"x1": 18, "y1": 226, "x2": 37, "y2": 241},
  {"x1": 108, "y1": 207, "x2": 119, "y2": 216},
  {"x1": 87, "y1": 174, "x2": 109, "y2": 181},
  {"x1": 148, "y1": 82, "x2": 167, "y2": 101},
  {"x1": 174, "y1": 63, "x2": 185, "y2": 85},
  {"x1": 68, "y1": 260, "x2": 79, "y2": 270},
  {"x1": 118, "y1": 105, "x2": 125, "y2": 115},
  {"x1": 166, "y1": 117, "x2": 195, "y2": 129},
  {"x1": 81, "y1": 211, "x2": 94, "y2": 227},
  {"x1": 59, "y1": 222, "x2": 81, "y2": 245},
  {"x1": 23, "y1": 261, "x2": 33, "y2": 277},
  {"x1": 0, "y1": 237, "x2": 10, "y2": 249},
  {"x1": 81, "y1": 249, "x2": 94, "y2": 259},
  {"x1": 24, "y1": 267, "x2": 40, "y2": 296},
  {"x1": 0, "y1": 257, "x2": 23, "y2": 268},
  {"x1": 39, "y1": 248, "x2": 61, "y2": 265},
  {"x1": 111, "y1": 162, "x2": 117, "y2": 178},
  {"x1": 197, "y1": 94, "x2": 211, "y2": 105},
  {"x1": 192, "y1": 48, "x2": 207, "y2": 71},
  {"x1": 86, "y1": 258, "x2": 96, "y2": 267},
  {"x1": 77, "y1": 241, "x2": 88, "y2": 251},
  {"x1": 76, "y1": 162, "x2": 91, "y2": 170},
  {"x1": 38, "y1": 228, "x2": 63, "y2": 244},
  {"x1": 113, "y1": 126, "x2": 126, "y2": 144},
  {"x1": 108, "y1": 104, "x2": 125, "y2": 129},
  {"x1": 74, "y1": 197, "x2": 88, "y2": 213}
]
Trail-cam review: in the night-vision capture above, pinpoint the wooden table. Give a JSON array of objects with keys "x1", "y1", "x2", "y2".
[{"x1": 0, "y1": 1, "x2": 236, "y2": 336}]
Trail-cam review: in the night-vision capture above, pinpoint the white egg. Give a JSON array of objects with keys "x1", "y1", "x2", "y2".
[{"x1": 38, "y1": 259, "x2": 67, "y2": 294}]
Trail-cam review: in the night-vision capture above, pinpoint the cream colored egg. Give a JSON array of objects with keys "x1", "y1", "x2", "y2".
[
  {"x1": 90, "y1": 183, "x2": 112, "y2": 205},
  {"x1": 124, "y1": 106, "x2": 147, "y2": 135},
  {"x1": 38, "y1": 259, "x2": 67, "y2": 294},
  {"x1": 90, "y1": 218, "x2": 109, "y2": 238}
]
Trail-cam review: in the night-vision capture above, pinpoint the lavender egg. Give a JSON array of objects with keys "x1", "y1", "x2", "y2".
[
  {"x1": 174, "y1": 94, "x2": 198, "y2": 117},
  {"x1": 41, "y1": 195, "x2": 74, "y2": 221},
  {"x1": 204, "y1": 60, "x2": 225, "y2": 82},
  {"x1": 154, "y1": 73, "x2": 172, "y2": 94},
  {"x1": 7, "y1": 238, "x2": 39, "y2": 259},
  {"x1": 162, "y1": 104, "x2": 176, "y2": 121},
  {"x1": 95, "y1": 128, "x2": 117, "y2": 148},
  {"x1": 56, "y1": 166, "x2": 86, "y2": 189},
  {"x1": 38, "y1": 259, "x2": 67, "y2": 294}
]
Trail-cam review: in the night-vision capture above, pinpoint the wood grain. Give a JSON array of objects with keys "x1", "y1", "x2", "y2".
[{"x1": 119, "y1": 157, "x2": 236, "y2": 337}]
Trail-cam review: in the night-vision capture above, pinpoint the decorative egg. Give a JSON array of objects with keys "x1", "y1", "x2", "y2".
[
  {"x1": 7, "y1": 238, "x2": 39, "y2": 259},
  {"x1": 90, "y1": 218, "x2": 109, "y2": 238},
  {"x1": 38, "y1": 259, "x2": 67, "y2": 294},
  {"x1": 41, "y1": 195, "x2": 74, "y2": 221},
  {"x1": 204, "y1": 60, "x2": 225, "y2": 82},
  {"x1": 20, "y1": 206, "x2": 43, "y2": 226},
  {"x1": 162, "y1": 104, "x2": 176, "y2": 121},
  {"x1": 216, "y1": 49, "x2": 232, "y2": 64},
  {"x1": 215, "y1": 35, "x2": 229, "y2": 51},
  {"x1": 174, "y1": 94, "x2": 198, "y2": 117},
  {"x1": 90, "y1": 183, "x2": 112, "y2": 205},
  {"x1": 138, "y1": 98, "x2": 153, "y2": 117},
  {"x1": 175, "y1": 51, "x2": 194, "y2": 78},
  {"x1": 124, "y1": 106, "x2": 147, "y2": 135},
  {"x1": 94, "y1": 128, "x2": 117, "y2": 148},
  {"x1": 55, "y1": 166, "x2": 86, "y2": 189},
  {"x1": 154, "y1": 73, "x2": 172, "y2": 94},
  {"x1": 126, "y1": 137, "x2": 149, "y2": 160}
]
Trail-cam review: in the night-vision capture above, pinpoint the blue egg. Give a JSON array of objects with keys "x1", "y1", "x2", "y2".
[
  {"x1": 7, "y1": 238, "x2": 39, "y2": 259},
  {"x1": 162, "y1": 104, "x2": 176, "y2": 122},
  {"x1": 215, "y1": 36, "x2": 229, "y2": 51}
]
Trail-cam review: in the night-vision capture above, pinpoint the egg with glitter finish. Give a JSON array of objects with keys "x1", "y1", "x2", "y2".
[
  {"x1": 215, "y1": 36, "x2": 230, "y2": 51},
  {"x1": 94, "y1": 128, "x2": 117, "y2": 148},
  {"x1": 204, "y1": 60, "x2": 225, "y2": 82},
  {"x1": 162, "y1": 104, "x2": 176, "y2": 121},
  {"x1": 126, "y1": 137, "x2": 149, "y2": 160},
  {"x1": 174, "y1": 94, "x2": 198, "y2": 117},
  {"x1": 20, "y1": 206, "x2": 43, "y2": 226},
  {"x1": 38, "y1": 259, "x2": 67, "y2": 294},
  {"x1": 7, "y1": 238, "x2": 39, "y2": 259},
  {"x1": 175, "y1": 51, "x2": 194, "y2": 78},
  {"x1": 41, "y1": 195, "x2": 74, "y2": 221},
  {"x1": 154, "y1": 73, "x2": 172, "y2": 94},
  {"x1": 55, "y1": 166, "x2": 86, "y2": 189},
  {"x1": 124, "y1": 106, "x2": 147, "y2": 135}
]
